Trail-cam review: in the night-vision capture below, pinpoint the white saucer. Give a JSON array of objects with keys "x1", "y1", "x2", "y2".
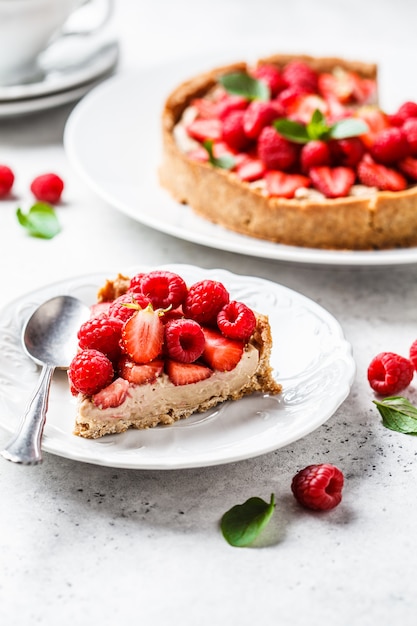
[{"x1": 0, "y1": 38, "x2": 118, "y2": 117}]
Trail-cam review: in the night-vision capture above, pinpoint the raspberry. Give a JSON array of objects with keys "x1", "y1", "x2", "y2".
[
  {"x1": 370, "y1": 127, "x2": 410, "y2": 164},
  {"x1": 68, "y1": 349, "x2": 114, "y2": 396},
  {"x1": 217, "y1": 301, "x2": 256, "y2": 341},
  {"x1": 165, "y1": 318, "x2": 205, "y2": 363},
  {"x1": 300, "y1": 140, "x2": 331, "y2": 173},
  {"x1": 222, "y1": 110, "x2": 252, "y2": 151},
  {"x1": 0, "y1": 165, "x2": 14, "y2": 197},
  {"x1": 291, "y1": 463, "x2": 344, "y2": 511},
  {"x1": 108, "y1": 292, "x2": 151, "y2": 323},
  {"x1": 135, "y1": 270, "x2": 187, "y2": 310},
  {"x1": 30, "y1": 173, "x2": 64, "y2": 204},
  {"x1": 257, "y1": 126, "x2": 298, "y2": 171},
  {"x1": 129, "y1": 272, "x2": 145, "y2": 294},
  {"x1": 251, "y1": 64, "x2": 286, "y2": 97},
  {"x1": 367, "y1": 351, "x2": 414, "y2": 395},
  {"x1": 183, "y1": 279, "x2": 230, "y2": 325},
  {"x1": 77, "y1": 316, "x2": 123, "y2": 362},
  {"x1": 410, "y1": 340, "x2": 417, "y2": 371}
]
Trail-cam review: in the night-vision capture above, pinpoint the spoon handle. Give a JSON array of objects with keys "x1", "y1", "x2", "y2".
[{"x1": 1, "y1": 364, "x2": 54, "y2": 465}]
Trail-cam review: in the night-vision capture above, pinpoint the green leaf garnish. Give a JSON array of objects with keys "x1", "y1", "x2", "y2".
[
  {"x1": 373, "y1": 396, "x2": 417, "y2": 435},
  {"x1": 218, "y1": 71, "x2": 270, "y2": 102},
  {"x1": 203, "y1": 139, "x2": 236, "y2": 170},
  {"x1": 274, "y1": 109, "x2": 369, "y2": 144},
  {"x1": 221, "y1": 493, "x2": 275, "y2": 547},
  {"x1": 16, "y1": 203, "x2": 61, "y2": 239}
]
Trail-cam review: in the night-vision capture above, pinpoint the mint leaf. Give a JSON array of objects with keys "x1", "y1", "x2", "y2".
[
  {"x1": 203, "y1": 139, "x2": 235, "y2": 170},
  {"x1": 16, "y1": 202, "x2": 61, "y2": 239},
  {"x1": 221, "y1": 493, "x2": 275, "y2": 547},
  {"x1": 306, "y1": 109, "x2": 331, "y2": 140},
  {"x1": 373, "y1": 396, "x2": 417, "y2": 435},
  {"x1": 329, "y1": 117, "x2": 369, "y2": 139},
  {"x1": 218, "y1": 71, "x2": 270, "y2": 101},
  {"x1": 274, "y1": 119, "x2": 310, "y2": 143}
]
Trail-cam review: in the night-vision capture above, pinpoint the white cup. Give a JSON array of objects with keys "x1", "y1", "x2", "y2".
[{"x1": 0, "y1": 0, "x2": 113, "y2": 86}]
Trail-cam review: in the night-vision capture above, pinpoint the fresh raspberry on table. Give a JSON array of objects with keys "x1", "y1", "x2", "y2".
[
  {"x1": 30, "y1": 173, "x2": 64, "y2": 204},
  {"x1": 164, "y1": 318, "x2": 205, "y2": 363},
  {"x1": 0, "y1": 165, "x2": 14, "y2": 197},
  {"x1": 251, "y1": 64, "x2": 286, "y2": 97},
  {"x1": 183, "y1": 279, "x2": 230, "y2": 325},
  {"x1": 291, "y1": 463, "x2": 344, "y2": 511},
  {"x1": 68, "y1": 349, "x2": 114, "y2": 396},
  {"x1": 77, "y1": 316, "x2": 123, "y2": 362},
  {"x1": 367, "y1": 351, "x2": 414, "y2": 395},
  {"x1": 217, "y1": 301, "x2": 256, "y2": 341},
  {"x1": 257, "y1": 126, "x2": 298, "y2": 171},
  {"x1": 108, "y1": 292, "x2": 151, "y2": 323},
  {"x1": 133, "y1": 270, "x2": 187, "y2": 310},
  {"x1": 222, "y1": 110, "x2": 252, "y2": 152}
]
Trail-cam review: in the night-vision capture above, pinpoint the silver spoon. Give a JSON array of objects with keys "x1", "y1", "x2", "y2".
[{"x1": 1, "y1": 295, "x2": 90, "y2": 465}]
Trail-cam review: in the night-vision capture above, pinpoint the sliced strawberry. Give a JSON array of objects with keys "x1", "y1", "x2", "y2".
[
  {"x1": 286, "y1": 93, "x2": 328, "y2": 124},
  {"x1": 191, "y1": 97, "x2": 218, "y2": 119},
  {"x1": 215, "y1": 95, "x2": 248, "y2": 121},
  {"x1": 265, "y1": 171, "x2": 311, "y2": 198},
  {"x1": 251, "y1": 64, "x2": 286, "y2": 97},
  {"x1": 357, "y1": 155, "x2": 407, "y2": 191},
  {"x1": 309, "y1": 166, "x2": 355, "y2": 198},
  {"x1": 243, "y1": 100, "x2": 283, "y2": 139},
  {"x1": 121, "y1": 304, "x2": 164, "y2": 364},
  {"x1": 236, "y1": 158, "x2": 266, "y2": 182},
  {"x1": 119, "y1": 356, "x2": 164, "y2": 385},
  {"x1": 398, "y1": 156, "x2": 417, "y2": 181},
  {"x1": 165, "y1": 360, "x2": 212, "y2": 386},
  {"x1": 201, "y1": 327, "x2": 244, "y2": 372},
  {"x1": 186, "y1": 119, "x2": 222, "y2": 142},
  {"x1": 318, "y1": 71, "x2": 354, "y2": 103},
  {"x1": 187, "y1": 147, "x2": 209, "y2": 162},
  {"x1": 355, "y1": 106, "x2": 389, "y2": 148},
  {"x1": 92, "y1": 378, "x2": 129, "y2": 409}
]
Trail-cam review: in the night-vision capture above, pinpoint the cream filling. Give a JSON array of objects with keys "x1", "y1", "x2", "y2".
[{"x1": 78, "y1": 344, "x2": 259, "y2": 423}]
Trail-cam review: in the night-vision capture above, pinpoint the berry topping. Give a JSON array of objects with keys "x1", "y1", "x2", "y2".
[
  {"x1": 300, "y1": 140, "x2": 331, "y2": 173},
  {"x1": 121, "y1": 303, "x2": 165, "y2": 364},
  {"x1": 282, "y1": 60, "x2": 318, "y2": 92},
  {"x1": 92, "y1": 377, "x2": 130, "y2": 409},
  {"x1": 367, "y1": 352, "x2": 414, "y2": 395},
  {"x1": 68, "y1": 349, "x2": 114, "y2": 396},
  {"x1": 165, "y1": 360, "x2": 213, "y2": 386},
  {"x1": 77, "y1": 316, "x2": 123, "y2": 362},
  {"x1": 357, "y1": 155, "x2": 407, "y2": 191},
  {"x1": 394, "y1": 101, "x2": 417, "y2": 124},
  {"x1": 265, "y1": 171, "x2": 311, "y2": 198},
  {"x1": 201, "y1": 327, "x2": 244, "y2": 372},
  {"x1": 236, "y1": 158, "x2": 266, "y2": 182},
  {"x1": 165, "y1": 318, "x2": 205, "y2": 363},
  {"x1": 409, "y1": 340, "x2": 417, "y2": 371},
  {"x1": 257, "y1": 126, "x2": 298, "y2": 171},
  {"x1": 215, "y1": 94, "x2": 248, "y2": 121},
  {"x1": 0, "y1": 165, "x2": 14, "y2": 197},
  {"x1": 243, "y1": 100, "x2": 282, "y2": 139},
  {"x1": 222, "y1": 110, "x2": 252, "y2": 151},
  {"x1": 370, "y1": 127, "x2": 410, "y2": 164},
  {"x1": 30, "y1": 173, "x2": 64, "y2": 204},
  {"x1": 118, "y1": 357, "x2": 164, "y2": 385},
  {"x1": 108, "y1": 292, "x2": 151, "y2": 323},
  {"x1": 309, "y1": 166, "x2": 356, "y2": 198},
  {"x1": 291, "y1": 464, "x2": 344, "y2": 511},
  {"x1": 251, "y1": 64, "x2": 286, "y2": 97},
  {"x1": 217, "y1": 301, "x2": 257, "y2": 341},
  {"x1": 329, "y1": 137, "x2": 365, "y2": 168},
  {"x1": 186, "y1": 118, "x2": 222, "y2": 142},
  {"x1": 137, "y1": 270, "x2": 187, "y2": 309},
  {"x1": 183, "y1": 279, "x2": 230, "y2": 325}
]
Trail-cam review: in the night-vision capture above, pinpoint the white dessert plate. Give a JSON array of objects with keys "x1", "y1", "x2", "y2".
[
  {"x1": 64, "y1": 55, "x2": 417, "y2": 267},
  {"x1": 0, "y1": 264, "x2": 355, "y2": 470}
]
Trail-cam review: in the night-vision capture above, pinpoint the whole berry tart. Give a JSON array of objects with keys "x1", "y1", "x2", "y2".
[
  {"x1": 159, "y1": 53, "x2": 417, "y2": 250},
  {"x1": 68, "y1": 269, "x2": 281, "y2": 439}
]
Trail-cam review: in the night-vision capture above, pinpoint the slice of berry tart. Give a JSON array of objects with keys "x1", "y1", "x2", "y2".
[
  {"x1": 159, "y1": 53, "x2": 417, "y2": 250},
  {"x1": 68, "y1": 269, "x2": 281, "y2": 439}
]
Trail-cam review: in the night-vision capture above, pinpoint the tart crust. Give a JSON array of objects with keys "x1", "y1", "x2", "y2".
[
  {"x1": 158, "y1": 53, "x2": 417, "y2": 250},
  {"x1": 73, "y1": 275, "x2": 281, "y2": 439}
]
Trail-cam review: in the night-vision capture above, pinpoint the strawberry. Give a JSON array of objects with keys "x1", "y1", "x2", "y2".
[
  {"x1": 257, "y1": 126, "x2": 298, "y2": 171},
  {"x1": 398, "y1": 156, "x2": 417, "y2": 181},
  {"x1": 165, "y1": 360, "x2": 212, "y2": 386},
  {"x1": 236, "y1": 158, "x2": 266, "y2": 182},
  {"x1": 286, "y1": 93, "x2": 328, "y2": 124},
  {"x1": 118, "y1": 357, "x2": 164, "y2": 385},
  {"x1": 282, "y1": 60, "x2": 318, "y2": 91},
  {"x1": 243, "y1": 100, "x2": 283, "y2": 139},
  {"x1": 309, "y1": 166, "x2": 356, "y2": 198},
  {"x1": 300, "y1": 140, "x2": 331, "y2": 173},
  {"x1": 215, "y1": 95, "x2": 248, "y2": 121},
  {"x1": 92, "y1": 378, "x2": 130, "y2": 409},
  {"x1": 186, "y1": 118, "x2": 222, "y2": 142},
  {"x1": 251, "y1": 64, "x2": 286, "y2": 97},
  {"x1": 191, "y1": 97, "x2": 218, "y2": 119},
  {"x1": 357, "y1": 155, "x2": 407, "y2": 191},
  {"x1": 318, "y1": 69, "x2": 375, "y2": 105},
  {"x1": 201, "y1": 327, "x2": 244, "y2": 372},
  {"x1": 222, "y1": 110, "x2": 252, "y2": 151},
  {"x1": 393, "y1": 101, "x2": 417, "y2": 124},
  {"x1": 370, "y1": 127, "x2": 410, "y2": 164},
  {"x1": 355, "y1": 106, "x2": 389, "y2": 148},
  {"x1": 402, "y1": 118, "x2": 417, "y2": 155},
  {"x1": 276, "y1": 84, "x2": 313, "y2": 110},
  {"x1": 329, "y1": 137, "x2": 365, "y2": 168},
  {"x1": 265, "y1": 171, "x2": 311, "y2": 198},
  {"x1": 121, "y1": 303, "x2": 164, "y2": 364}
]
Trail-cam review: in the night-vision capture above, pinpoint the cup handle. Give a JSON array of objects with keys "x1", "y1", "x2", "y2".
[{"x1": 61, "y1": 0, "x2": 114, "y2": 38}]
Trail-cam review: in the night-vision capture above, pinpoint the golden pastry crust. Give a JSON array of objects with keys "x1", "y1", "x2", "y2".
[{"x1": 158, "y1": 54, "x2": 417, "y2": 250}]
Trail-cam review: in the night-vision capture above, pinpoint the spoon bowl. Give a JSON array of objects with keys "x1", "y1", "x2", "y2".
[{"x1": 1, "y1": 295, "x2": 90, "y2": 465}]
